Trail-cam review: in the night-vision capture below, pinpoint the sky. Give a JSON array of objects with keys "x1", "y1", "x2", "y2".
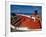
[{"x1": 11, "y1": 5, "x2": 42, "y2": 15}]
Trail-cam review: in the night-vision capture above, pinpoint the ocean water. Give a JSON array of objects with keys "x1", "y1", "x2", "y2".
[{"x1": 16, "y1": 13, "x2": 32, "y2": 15}]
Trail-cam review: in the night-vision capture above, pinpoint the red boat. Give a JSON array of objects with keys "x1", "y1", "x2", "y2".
[{"x1": 16, "y1": 14, "x2": 42, "y2": 29}]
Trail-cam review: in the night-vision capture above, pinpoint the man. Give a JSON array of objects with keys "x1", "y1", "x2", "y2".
[{"x1": 30, "y1": 10, "x2": 42, "y2": 29}]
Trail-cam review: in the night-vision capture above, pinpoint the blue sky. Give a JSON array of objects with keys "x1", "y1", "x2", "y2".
[{"x1": 11, "y1": 5, "x2": 42, "y2": 15}]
